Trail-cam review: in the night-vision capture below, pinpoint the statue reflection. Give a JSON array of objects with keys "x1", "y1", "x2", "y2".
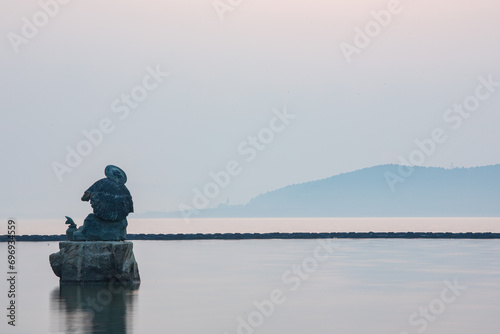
[{"x1": 51, "y1": 281, "x2": 139, "y2": 333}]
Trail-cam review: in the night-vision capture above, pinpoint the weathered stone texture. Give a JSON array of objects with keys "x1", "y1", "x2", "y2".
[{"x1": 49, "y1": 241, "x2": 140, "y2": 284}]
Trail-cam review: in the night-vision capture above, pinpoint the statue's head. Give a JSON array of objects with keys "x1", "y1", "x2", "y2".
[{"x1": 105, "y1": 165, "x2": 127, "y2": 184}]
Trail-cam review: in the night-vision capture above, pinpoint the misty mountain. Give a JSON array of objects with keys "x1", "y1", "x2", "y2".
[{"x1": 139, "y1": 164, "x2": 500, "y2": 218}]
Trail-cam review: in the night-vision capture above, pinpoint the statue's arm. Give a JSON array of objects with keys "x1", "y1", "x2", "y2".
[{"x1": 81, "y1": 191, "x2": 91, "y2": 201}]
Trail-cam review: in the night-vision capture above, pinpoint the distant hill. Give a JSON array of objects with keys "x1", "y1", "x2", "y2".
[{"x1": 138, "y1": 164, "x2": 500, "y2": 218}]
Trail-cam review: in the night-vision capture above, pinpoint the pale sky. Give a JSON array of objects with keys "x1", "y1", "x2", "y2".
[{"x1": 1, "y1": 0, "x2": 499, "y2": 218}]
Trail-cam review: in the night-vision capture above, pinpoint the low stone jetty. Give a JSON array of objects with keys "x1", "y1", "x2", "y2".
[{"x1": 2, "y1": 231, "x2": 499, "y2": 242}]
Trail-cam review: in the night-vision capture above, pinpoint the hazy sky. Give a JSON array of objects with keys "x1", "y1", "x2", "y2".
[{"x1": 1, "y1": 0, "x2": 499, "y2": 218}]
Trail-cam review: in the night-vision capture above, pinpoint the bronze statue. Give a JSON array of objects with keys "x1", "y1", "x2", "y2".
[
  {"x1": 68, "y1": 165, "x2": 134, "y2": 241},
  {"x1": 51, "y1": 165, "x2": 140, "y2": 284}
]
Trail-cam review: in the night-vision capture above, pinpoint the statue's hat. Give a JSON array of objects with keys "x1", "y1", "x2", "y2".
[{"x1": 105, "y1": 165, "x2": 127, "y2": 184}]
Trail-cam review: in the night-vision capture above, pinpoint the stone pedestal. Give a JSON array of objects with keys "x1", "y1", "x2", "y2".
[{"x1": 49, "y1": 241, "x2": 140, "y2": 284}]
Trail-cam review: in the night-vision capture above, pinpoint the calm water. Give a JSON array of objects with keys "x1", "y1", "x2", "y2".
[{"x1": 1, "y1": 238, "x2": 499, "y2": 334}]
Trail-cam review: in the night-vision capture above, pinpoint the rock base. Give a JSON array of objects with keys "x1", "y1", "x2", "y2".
[{"x1": 49, "y1": 241, "x2": 140, "y2": 284}]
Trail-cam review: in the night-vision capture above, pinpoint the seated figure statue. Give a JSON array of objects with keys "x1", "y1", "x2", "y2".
[{"x1": 70, "y1": 165, "x2": 134, "y2": 241}]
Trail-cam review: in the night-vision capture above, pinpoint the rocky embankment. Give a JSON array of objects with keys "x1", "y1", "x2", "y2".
[{"x1": 1, "y1": 232, "x2": 499, "y2": 242}]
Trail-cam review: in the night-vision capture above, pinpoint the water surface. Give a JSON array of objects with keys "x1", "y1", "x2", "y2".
[{"x1": 1, "y1": 238, "x2": 499, "y2": 333}]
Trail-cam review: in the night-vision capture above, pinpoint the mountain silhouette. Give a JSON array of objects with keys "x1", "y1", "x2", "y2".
[{"x1": 140, "y1": 164, "x2": 500, "y2": 218}]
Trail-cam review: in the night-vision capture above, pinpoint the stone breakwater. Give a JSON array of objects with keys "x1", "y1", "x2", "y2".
[{"x1": 1, "y1": 232, "x2": 500, "y2": 242}]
